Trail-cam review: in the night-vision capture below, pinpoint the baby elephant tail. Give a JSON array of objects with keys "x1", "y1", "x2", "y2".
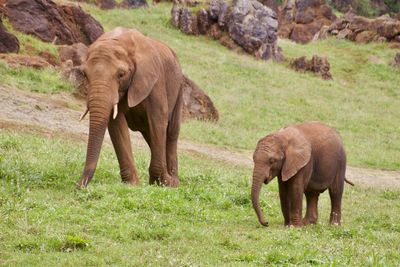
[{"x1": 345, "y1": 178, "x2": 354, "y2": 186}]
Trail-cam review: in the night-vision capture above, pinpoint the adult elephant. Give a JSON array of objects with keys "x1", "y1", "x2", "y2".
[
  {"x1": 251, "y1": 122, "x2": 354, "y2": 227},
  {"x1": 77, "y1": 27, "x2": 184, "y2": 188}
]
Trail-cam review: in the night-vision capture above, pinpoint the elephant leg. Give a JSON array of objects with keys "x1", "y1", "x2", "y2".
[
  {"x1": 278, "y1": 178, "x2": 290, "y2": 226},
  {"x1": 140, "y1": 129, "x2": 159, "y2": 186},
  {"x1": 329, "y1": 186, "x2": 343, "y2": 226},
  {"x1": 303, "y1": 191, "x2": 319, "y2": 225},
  {"x1": 108, "y1": 112, "x2": 139, "y2": 185},
  {"x1": 166, "y1": 93, "x2": 183, "y2": 182},
  {"x1": 147, "y1": 113, "x2": 178, "y2": 188},
  {"x1": 287, "y1": 174, "x2": 304, "y2": 227}
]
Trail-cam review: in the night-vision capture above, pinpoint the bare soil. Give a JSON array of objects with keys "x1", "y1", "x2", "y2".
[{"x1": 1, "y1": 85, "x2": 399, "y2": 189}]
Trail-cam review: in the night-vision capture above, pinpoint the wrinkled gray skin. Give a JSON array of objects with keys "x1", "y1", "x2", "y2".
[{"x1": 251, "y1": 121, "x2": 352, "y2": 227}]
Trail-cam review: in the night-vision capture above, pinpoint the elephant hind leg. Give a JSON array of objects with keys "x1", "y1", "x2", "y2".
[
  {"x1": 329, "y1": 185, "x2": 343, "y2": 225},
  {"x1": 329, "y1": 165, "x2": 345, "y2": 225},
  {"x1": 303, "y1": 191, "x2": 319, "y2": 225},
  {"x1": 166, "y1": 92, "x2": 183, "y2": 185}
]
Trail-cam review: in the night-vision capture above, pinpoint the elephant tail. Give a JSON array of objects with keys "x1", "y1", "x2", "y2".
[{"x1": 345, "y1": 178, "x2": 354, "y2": 186}]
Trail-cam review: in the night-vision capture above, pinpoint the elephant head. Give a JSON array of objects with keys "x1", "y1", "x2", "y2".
[
  {"x1": 251, "y1": 127, "x2": 311, "y2": 226},
  {"x1": 77, "y1": 28, "x2": 161, "y2": 188}
]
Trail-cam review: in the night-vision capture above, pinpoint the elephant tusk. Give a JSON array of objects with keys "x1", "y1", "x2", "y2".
[
  {"x1": 113, "y1": 104, "x2": 118, "y2": 119},
  {"x1": 79, "y1": 108, "x2": 89, "y2": 121}
]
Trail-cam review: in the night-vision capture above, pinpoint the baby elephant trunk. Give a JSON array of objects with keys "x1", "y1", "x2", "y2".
[{"x1": 251, "y1": 171, "x2": 269, "y2": 227}]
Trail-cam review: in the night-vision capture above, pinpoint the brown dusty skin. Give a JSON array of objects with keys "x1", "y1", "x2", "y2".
[{"x1": 0, "y1": 85, "x2": 400, "y2": 188}]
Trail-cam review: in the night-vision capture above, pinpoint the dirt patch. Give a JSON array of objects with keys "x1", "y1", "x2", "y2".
[{"x1": 1, "y1": 85, "x2": 399, "y2": 189}]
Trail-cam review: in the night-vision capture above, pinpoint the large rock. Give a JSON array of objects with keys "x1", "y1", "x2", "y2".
[
  {"x1": 228, "y1": 0, "x2": 282, "y2": 60},
  {"x1": 4, "y1": 0, "x2": 103, "y2": 45},
  {"x1": 208, "y1": 0, "x2": 230, "y2": 30},
  {"x1": 197, "y1": 8, "x2": 211, "y2": 34},
  {"x1": 278, "y1": 0, "x2": 336, "y2": 44},
  {"x1": 0, "y1": 17, "x2": 20, "y2": 53},
  {"x1": 182, "y1": 76, "x2": 219, "y2": 121},
  {"x1": 179, "y1": 7, "x2": 199, "y2": 35},
  {"x1": 326, "y1": 10, "x2": 400, "y2": 43},
  {"x1": 291, "y1": 55, "x2": 332, "y2": 80},
  {"x1": 171, "y1": 5, "x2": 182, "y2": 27}
]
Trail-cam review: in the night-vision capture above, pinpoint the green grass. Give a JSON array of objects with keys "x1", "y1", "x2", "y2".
[
  {"x1": 0, "y1": 61, "x2": 73, "y2": 93},
  {"x1": 1, "y1": 130, "x2": 400, "y2": 265},
  {"x1": 0, "y1": 3, "x2": 399, "y2": 168}
]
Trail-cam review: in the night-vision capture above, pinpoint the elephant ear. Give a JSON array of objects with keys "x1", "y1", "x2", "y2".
[
  {"x1": 127, "y1": 33, "x2": 161, "y2": 107},
  {"x1": 281, "y1": 127, "x2": 311, "y2": 182}
]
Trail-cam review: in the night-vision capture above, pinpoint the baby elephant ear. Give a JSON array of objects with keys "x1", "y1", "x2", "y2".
[
  {"x1": 281, "y1": 127, "x2": 311, "y2": 182},
  {"x1": 127, "y1": 34, "x2": 160, "y2": 107}
]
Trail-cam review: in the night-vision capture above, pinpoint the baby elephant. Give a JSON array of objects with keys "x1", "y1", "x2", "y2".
[{"x1": 251, "y1": 121, "x2": 353, "y2": 227}]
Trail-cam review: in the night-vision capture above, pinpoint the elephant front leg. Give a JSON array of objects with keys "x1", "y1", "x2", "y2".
[
  {"x1": 108, "y1": 112, "x2": 139, "y2": 185},
  {"x1": 278, "y1": 178, "x2": 290, "y2": 226},
  {"x1": 287, "y1": 175, "x2": 304, "y2": 227},
  {"x1": 303, "y1": 191, "x2": 319, "y2": 225}
]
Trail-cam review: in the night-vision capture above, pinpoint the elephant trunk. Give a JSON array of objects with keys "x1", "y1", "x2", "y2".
[
  {"x1": 77, "y1": 91, "x2": 113, "y2": 188},
  {"x1": 251, "y1": 170, "x2": 269, "y2": 227}
]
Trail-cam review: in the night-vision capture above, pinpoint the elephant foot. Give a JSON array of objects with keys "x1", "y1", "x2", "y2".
[
  {"x1": 123, "y1": 178, "x2": 140, "y2": 186},
  {"x1": 302, "y1": 217, "x2": 317, "y2": 225},
  {"x1": 287, "y1": 219, "x2": 303, "y2": 227},
  {"x1": 287, "y1": 223, "x2": 303, "y2": 228},
  {"x1": 161, "y1": 175, "x2": 180, "y2": 188},
  {"x1": 329, "y1": 212, "x2": 341, "y2": 226},
  {"x1": 122, "y1": 175, "x2": 140, "y2": 186},
  {"x1": 76, "y1": 177, "x2": 90, "y2": 189}
]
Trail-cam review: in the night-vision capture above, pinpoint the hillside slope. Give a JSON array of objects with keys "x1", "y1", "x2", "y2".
[{"x1": 0, "y1": 3, "x2": 399, "y2": 170}]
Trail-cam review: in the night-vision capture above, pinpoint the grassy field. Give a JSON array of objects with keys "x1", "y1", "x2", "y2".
[
  {"x1": 1, "y1": 3, "x2": 399, "y2": 170},
  {"x1": 1, "y1": 130, "x2": 399, "y2": 266}
]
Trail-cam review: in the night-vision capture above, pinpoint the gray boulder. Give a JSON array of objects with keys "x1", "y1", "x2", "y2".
[{"x1": 228, "y1": 0, "x2": 282, "y2": 60}]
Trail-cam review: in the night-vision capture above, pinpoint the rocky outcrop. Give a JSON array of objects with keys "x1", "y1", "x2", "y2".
[
  {"x1": 324, "y1": 10, "x2": 400, "y2": 44},
  {"x1": 229, "y1": 0, "x2": 282, "y2": 60},
  {"x1": 171, "y1": 0, "x2": 283, "y2": 61},
  {"x1": 182, "y1": 76, "x2": 219, "y2": 121},
  {"x1": 291, "y1": 55, "x2": 332, "y2": 80},
  {"x1": 0, "y1": 17, "x2": 20, "y2": 53},
  {"x1": 4, "y1": 0, "x2": 103, "y2": 45},
  {"x1": 278, "y1": 0, "x2": 336, "y2": 44}
]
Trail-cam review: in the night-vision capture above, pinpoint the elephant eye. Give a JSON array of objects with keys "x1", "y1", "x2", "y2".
[
  {"x1": 117, "y1": 70, "x2": 125, "y2": 80},
  {"x1": 269, "y1": 158, "x2": 276, "y2": 164}
]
